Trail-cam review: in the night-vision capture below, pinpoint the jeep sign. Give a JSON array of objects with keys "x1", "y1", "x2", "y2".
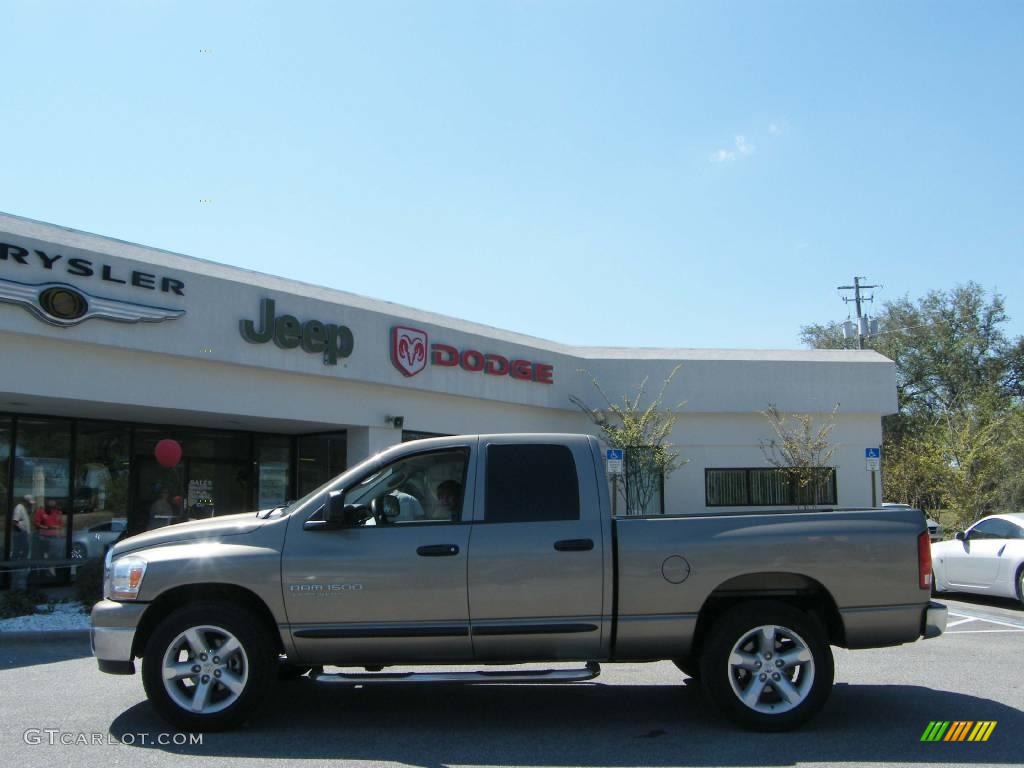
[{"x1": 241, "y1": 298, "x2": 354, "y2": 365}]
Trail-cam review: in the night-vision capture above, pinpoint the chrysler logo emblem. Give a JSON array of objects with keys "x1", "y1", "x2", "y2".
[{"x1": 0, "y1": 278, "x2": 185, "y2": 328}]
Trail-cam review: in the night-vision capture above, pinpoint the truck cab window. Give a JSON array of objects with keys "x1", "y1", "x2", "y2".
[
  {"x1": 485, "y1": 444, "x2": 580, "y2": 523},
  {"x1": 344, "y1": 448, "x2": 469, "y2": 524}
]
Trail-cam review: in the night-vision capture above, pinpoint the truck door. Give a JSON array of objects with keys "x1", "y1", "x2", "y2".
[
  {"x1": 281, "y1": 445, "x2": 475, "y2": 664},
  {"x1": 467, "y1": 439, "x2": 607, "y2": 661}
]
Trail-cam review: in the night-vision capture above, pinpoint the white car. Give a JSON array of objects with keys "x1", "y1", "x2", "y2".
[
  {"x1": 931, "y1": 513, "x2": 1024, "y2": 606},
  {"x1": 71, "y1": 518, "x2": 127, "y2": 560}
]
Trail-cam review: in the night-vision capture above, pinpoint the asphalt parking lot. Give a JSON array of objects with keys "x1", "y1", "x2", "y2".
[{"x1": 1, "y1": 594, "x2": 1021, "y2": 768}]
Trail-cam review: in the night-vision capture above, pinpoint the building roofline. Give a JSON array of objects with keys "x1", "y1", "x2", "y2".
[{"x1": 0, "y1": 210, "x2": 893, "y2": 365}]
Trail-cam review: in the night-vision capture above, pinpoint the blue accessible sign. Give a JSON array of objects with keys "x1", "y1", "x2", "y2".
[
  {"x1": 865, "y1": 447, "x2": 881, "y2": 471},
  {"x1": 606, "y1": 448, "x2": 624, "y2": 476}
]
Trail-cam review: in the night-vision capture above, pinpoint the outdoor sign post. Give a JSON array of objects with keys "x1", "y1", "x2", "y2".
[
  {"x1": 606, "y1": 448, "x2": 624, "y2": 516},
  {"x1": 865, "y1": 447, "x2": 881, "y2": 507}
]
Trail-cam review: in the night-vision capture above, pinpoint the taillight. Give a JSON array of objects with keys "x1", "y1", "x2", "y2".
[{"x1": 918, "y1": 530, "x2": 932, "y2": 590}]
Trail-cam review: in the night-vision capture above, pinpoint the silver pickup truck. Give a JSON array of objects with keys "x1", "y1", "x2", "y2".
[{"x1": 92, "y1": 434, "x2": 946, "y2": 733}]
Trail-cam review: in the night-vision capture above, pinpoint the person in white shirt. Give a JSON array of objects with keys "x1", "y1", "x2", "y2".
[{"x1": 11, "y1": 494, "x2": 33, "y2": 559}]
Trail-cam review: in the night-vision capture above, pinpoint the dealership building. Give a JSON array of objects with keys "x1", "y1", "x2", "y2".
[{"x1": 0, "y1": 211, "x2": 897, "y2": 585}]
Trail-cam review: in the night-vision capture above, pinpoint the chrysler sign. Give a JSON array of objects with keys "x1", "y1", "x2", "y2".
[{"x1": 391, "y1": 325, "x2": 553, "y2": 384}]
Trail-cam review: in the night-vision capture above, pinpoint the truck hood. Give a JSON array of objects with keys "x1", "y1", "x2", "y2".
[{"x1": 111, "y1": 511, "x2": 267, "y2": 557}]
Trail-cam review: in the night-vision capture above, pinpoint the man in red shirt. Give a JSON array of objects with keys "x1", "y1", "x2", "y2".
[{"x1": 33, "y1": 499, "x2": 64, "y2": 569}]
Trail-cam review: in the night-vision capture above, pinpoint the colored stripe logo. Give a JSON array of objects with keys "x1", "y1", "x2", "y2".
[{"x1": 921, "y1": 721, "x2": 996, "y2": 742}]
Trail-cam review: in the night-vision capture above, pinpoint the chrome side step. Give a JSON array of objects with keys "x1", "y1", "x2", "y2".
[{"x1": 312, "y1": 661, "x2": 601, "y2": 686}]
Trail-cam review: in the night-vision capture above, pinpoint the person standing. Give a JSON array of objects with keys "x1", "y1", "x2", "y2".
[
  {"x1": 10, "y1": 495, "x2": 34, "y2": 590},
  {"x1": 11, "y1": 494, "x2": 33, "y2": 559},
  {"x1": 33, "y1": 499, "x2": 65, "y2": 573}
]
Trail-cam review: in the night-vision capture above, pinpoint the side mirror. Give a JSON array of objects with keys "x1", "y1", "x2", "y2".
[
  {"x1": 955, "y1": 531, "x2": 966, "y2": 541},
  {"x1": 327, "y1": 491, "x2": 347, "y2": 525}
]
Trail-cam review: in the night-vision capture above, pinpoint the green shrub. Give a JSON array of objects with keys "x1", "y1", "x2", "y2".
[
  {"x1": 0, "y1": 588, "x2": 47, "y2": 619},
  {"x1": 74, "y1": 559, "x2": 105, "y2": 608}
]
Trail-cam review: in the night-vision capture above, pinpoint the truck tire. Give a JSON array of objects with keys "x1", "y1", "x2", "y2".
[
  {"x1": 141, "y1": 602, "x2": 275, "y2": 732},
  {"x1": 698, "y1": 601, "x2": 833, "y2": 731}
]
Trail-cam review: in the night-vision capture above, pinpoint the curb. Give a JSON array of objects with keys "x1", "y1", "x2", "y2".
[{"x1": 0, "y1": 629, "x2": 90, "y2": 642}]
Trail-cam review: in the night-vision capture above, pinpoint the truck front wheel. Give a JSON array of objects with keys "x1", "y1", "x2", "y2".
[
  {"x1": 699, "y1": 601, "x2": 834, "y2": 731},
  {"x1": 141, "y1": 602, "x2": 275, "y2": 732}
]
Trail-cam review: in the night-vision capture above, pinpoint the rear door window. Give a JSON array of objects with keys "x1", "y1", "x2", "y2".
[{"x1": 485, "y1": 444, "x2": 580, "y2": 523}]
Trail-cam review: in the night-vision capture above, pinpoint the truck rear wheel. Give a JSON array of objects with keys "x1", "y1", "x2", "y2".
[
  {"x1": 141, "y1": 602, "x2": 275, "y2": 732},
  {"x1": 699, "y1": 601, "x2": 833, "y2": 731}
]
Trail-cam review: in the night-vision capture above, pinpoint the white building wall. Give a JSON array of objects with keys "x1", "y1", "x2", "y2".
[
  {"x1": 666, "y1": 413, "x2": 883, "y2": 512},
  {"x1": 0, "y1": 212, "x2": 897, "y2": 513}
]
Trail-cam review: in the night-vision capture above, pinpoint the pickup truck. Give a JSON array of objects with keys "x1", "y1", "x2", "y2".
[{"x1": 91, "y1": 434, "x2": 947, "y2": 733}]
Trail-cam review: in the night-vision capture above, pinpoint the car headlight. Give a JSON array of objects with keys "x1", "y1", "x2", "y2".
[{"x1": 108, "y1": 555, "x2": 147, "y2": 601}]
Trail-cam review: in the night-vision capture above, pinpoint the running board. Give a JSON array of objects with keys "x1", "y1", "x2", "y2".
[{"x1": 311, "y1": 661, "x2": 601, "y2": 686}]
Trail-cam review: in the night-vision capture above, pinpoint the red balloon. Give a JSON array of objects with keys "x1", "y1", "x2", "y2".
[{"x1": 154, "y1": 439, "x2": 182, "y2": 468}]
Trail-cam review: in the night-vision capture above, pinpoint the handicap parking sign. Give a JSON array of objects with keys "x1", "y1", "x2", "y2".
[{"x1": 606, "y1": 449, "x2": 624, "y2": 475}]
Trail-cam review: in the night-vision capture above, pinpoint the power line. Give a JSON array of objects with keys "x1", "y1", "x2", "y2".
[{"x1": 837, "y1": 276, "x2": 881, "y2": 349}]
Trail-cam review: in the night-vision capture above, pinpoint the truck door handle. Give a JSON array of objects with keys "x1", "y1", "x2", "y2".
[
  {"x1": 417, "y1": 544, "x2": 460, "y2": 557},
  {"x1": 554, "y1": 538, "x2": 594, "y2": 552}
]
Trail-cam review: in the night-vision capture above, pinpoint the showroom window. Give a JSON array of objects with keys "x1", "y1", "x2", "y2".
[
  {"x1": 14, "y1": 418, "x2": 72, "y2": 583},
  {"x1": 610, "y1": 446, "x2": 665, "y2": 516},
  {"x1": 297, "y1": 432, "x2": 347, "y2": 497},
  {"x1": 70, "y1": 422, "x2": 131, "y2": 563},
  {"x1": 706, "y1": 467, "x2": 837, "y2": 507},
  {"x1": 255, "y1": 435, "x2": 291, "y2": 509},
  {"x1": 0, "y1": 419, "x2": 11, "y2": 562}
]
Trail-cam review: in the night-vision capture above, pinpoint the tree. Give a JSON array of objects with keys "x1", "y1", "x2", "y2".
[
  {"x1": 801, "y1": 282, "x2": 1024, "y2": 530},
  {"x1": 936, "y1": 395, "x2": 1024, "y2": 528},
  {"x1": 880, "y1": 429, "x2": 947, "y2": 511},
  {"x1": 570, "y1": 366, "x2": 686, "y2": 515},
  {"x1": 758, "y1": 404, "x2": 838, "y2": 508},
  {"x1": 801, "y1": 282, "x2": 1024, "y2": 420}
]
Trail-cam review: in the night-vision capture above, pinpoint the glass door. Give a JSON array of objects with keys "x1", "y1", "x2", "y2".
[{"x1": 185, "y1": 459, "x2": 252, "y2": 519}]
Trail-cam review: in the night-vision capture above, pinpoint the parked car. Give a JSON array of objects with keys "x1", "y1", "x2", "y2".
[
  {"x1": 71, "y1": 518, "x2": 127, "y2": 560},
  {"x1": 932, "y1": 513, "x2": 1024, "y2": 605},
  {"x1": 882, "y1": 503, "x2": 943, "y2": 542}
]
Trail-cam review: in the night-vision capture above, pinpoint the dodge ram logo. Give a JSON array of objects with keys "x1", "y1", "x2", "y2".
[{"x1": 392, "y1": 325, "x2": 428, "y2": 377}]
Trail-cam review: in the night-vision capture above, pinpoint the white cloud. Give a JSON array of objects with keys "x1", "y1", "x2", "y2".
[
  {"x1": 768, "y1": 122, "x2": 782, "y2": 136},
  {"x1": 710, "y1": 135, "x2": 755, "y2": 163}
]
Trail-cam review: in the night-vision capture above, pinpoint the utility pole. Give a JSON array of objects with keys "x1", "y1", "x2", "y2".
[{"x1": 837, "y1": 276, "x2": 880, "y2": 349}]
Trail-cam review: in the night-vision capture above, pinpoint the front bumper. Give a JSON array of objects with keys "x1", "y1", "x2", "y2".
[
  {"x1": 90, "y1": 599, "x2": 147, "y2": 675},
  {"x1": 922, "y1": 600, "x2": 947, "y2": 639}
]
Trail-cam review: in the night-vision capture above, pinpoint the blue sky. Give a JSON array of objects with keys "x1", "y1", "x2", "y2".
[{"x1": 4, "y1": 0, "x2": 1022, "y2": 348}]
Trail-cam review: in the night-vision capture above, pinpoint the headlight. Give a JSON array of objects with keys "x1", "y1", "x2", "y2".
[{"x1": 109, "y1": 556, "x2": 147, "y2": 600}]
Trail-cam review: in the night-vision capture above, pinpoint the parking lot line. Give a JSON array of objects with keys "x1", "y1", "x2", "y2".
[
  {"x1": 946, "y1": 617, "x2": 978, "y2": 628},
  {"x1": 947, "y1": 610, "x2": 1024, "y2": 629},
  {"x1": 943, "y1": 628, "x2": 1024, "y2": 634}
]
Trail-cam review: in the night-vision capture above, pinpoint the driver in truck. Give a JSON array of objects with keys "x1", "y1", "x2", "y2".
[{"x1": 433, "y1": 480, "x2": 462, "y2": 521}]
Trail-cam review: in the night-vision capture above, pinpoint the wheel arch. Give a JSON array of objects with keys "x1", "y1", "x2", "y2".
[
  {"x1": 689, "y1": 572, "x2": 845, "y2": 661},
  {"x1": 132, "y1": 583, "x2": 284, "y2": 660}
]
